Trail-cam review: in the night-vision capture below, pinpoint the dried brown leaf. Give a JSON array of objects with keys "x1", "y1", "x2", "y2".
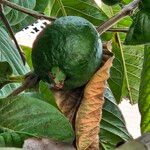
[{"x1": 75, "y1": 57, "x2": 114, "y2": 150}]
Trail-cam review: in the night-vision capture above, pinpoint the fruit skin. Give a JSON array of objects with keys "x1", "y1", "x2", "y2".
[
  {"x1": 102, "y1": 0, "x2": 121, "y2": 6},
  {"x1": 32, "y1": 16, "x2": 102, "y2": 90}
]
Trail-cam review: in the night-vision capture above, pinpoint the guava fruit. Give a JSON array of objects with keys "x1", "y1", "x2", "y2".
[
  {"x1": 32, "y1": 16, "x2": 102, "y2": 90},
  {"x1": 102, "y1": 0, "x2": 121, "y2": 6}
]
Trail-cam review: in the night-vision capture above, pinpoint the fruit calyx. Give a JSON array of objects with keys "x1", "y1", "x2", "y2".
[{"x1": 48, "y1": 67, "x2": 66, "y2": 90}]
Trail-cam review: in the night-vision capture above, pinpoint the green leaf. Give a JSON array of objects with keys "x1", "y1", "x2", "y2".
[
  {"x1": 138, "y1": 45, "x2": 150, "y2": 133},
  {"x1": 0, "y1": 132, "x2": 27, "y2": 147},
  {"x1": 0, "y1": 61, "x2": 13, "y2": 78},
  {"x1": 5, "y1": 0, "x2": 36, "y2": 26},
  {"x1": 102, "y1": 5, "x2": 143, "y2": 103},
  {"x1": 100, "y1": 88, "x2": 132, "y2": 150},
  {"x1": 34, "y1": 0, "x2": 49, "y2": 12},
  {"x1": 39, "y1": 81, "x2": 58, "y2": 108},
  {"x1": 125, "y1": 10, "x2": 150, "y2": 45},
  {"x1": 0, "y1": 27, "x2": 30, "y2": 98},
  {"x1": 3, "y1": 0, "x2": 18, "y2": 15},
  {"x1": 12, "y1": 0, "x2": 49, "y2": 32},
  {"x1": 0, "y1": 95, "x2": 74, "y2": 147},
  {"x1": 23, "y1": 82, "x2": 58, "y2": 109},
  {"x1": 0, "y1": 61, "x2": 13, "y2": 89},
  {"x1": 108, "y1": 34, "x2": 125, "y2": 103},
  {"x1": 46, "y1": 0, "x2": 108, "y2": 26},
  {"x1": 123, "y1": 45, "x2": 144, "y2": 103},
  {"x1": 109, "y1": 35, "x2": 143, "y2": 104},
  {"x1": 21, "y1": 46, "x2": 32, "y2": 69}
]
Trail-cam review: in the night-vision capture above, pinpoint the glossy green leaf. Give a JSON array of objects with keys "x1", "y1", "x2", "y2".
[
  {"x1": 0, "y1": 61, "x2": 13, "y2": 78},
  {"x1": 138, "y1": 45, "x2": 150, "y2": 133},
  {"x1": 125, "y1": 10, "x2": 150, "y2": 45},
  {"x1": 34, "y1": 0, "x2": 49, "y2": 12},
  {"x1": 117, "y1": 9, "x2": 143, "y2": 103},
  {"x1": 0, "y1": 27, "x2": 30, "y2": 98},
  {"x1": 123, "y1": 45, "x2": 144, "y2": 103},
  {"x1": 0, "y1": 0, "x2": 36, "y2": 27},
  {"x1": 108, "y1": 34, "x2": 125, "y2": 103},
  {"x1": 13, "y1": 0, "x2": 49, "y2": 32},
  {"x1": 3, "y1": 0, "x2": 19, "y2": 15},
  {"x1": 100, "y1": 88, "x2": 132, "y2": 150},
  {"x1": 21, "y1": 46, "x2": 32, "y2": 69},
  {"x1": 6, "y1": 0, "x2": 36, "y2": 26},
  {"x1": 39, "y1": 81, "x2": 58, "y2": 108},
  {"x1": 102, "y1": 4, "x2": 143, "y2": 103},
  {"x1": 46, "y1": 0, "x2": 108, "y2": 26},
  {"x1": 0, "y1": 95, "x2": 74, "y2": 147}
]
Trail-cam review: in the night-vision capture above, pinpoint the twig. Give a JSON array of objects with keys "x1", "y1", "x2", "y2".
[
  {"x1": 97, "y1": 0, "x2": 140, "y2": 35},
  {"x1": 0, "y1": 4, "x2": 26, "y2": 64},
  {"x1": 107, "y1": 28, "x2": 129, "y2": 33},
  {"x1": 7, "y1": 72, "x2": 39, "y2": 97},
  {"x1": 0, "y1": 0, "x2": 56, "y2": 21}
]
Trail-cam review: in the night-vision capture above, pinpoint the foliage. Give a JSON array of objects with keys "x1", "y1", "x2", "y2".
[
  {"x1": 0, "y1": 95, "x2": 74, "y2": 147},
  {"x1": 138, "y1": 45, "x2": 150, "y2": 133},
  {"x1": 45, "y1": 0, "x2": 108, "y2": 26},
  {"x1": 0, "y1": 27, "x2": 29, "y2": 98},
  {"x1": 0, "y1": 0, "x2": 150, "y2": 149},
  {"x1": 125, "y1": 10, "x2": 150, "y2": 45},
  {"x1": 101, "y1": 89, "x2": 131, "y2": 149}
]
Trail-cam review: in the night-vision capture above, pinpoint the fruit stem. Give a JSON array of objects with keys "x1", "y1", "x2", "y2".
[
  {"x1": 97, "y1": 0, "x2": 140, "y2": 35},
  {"x1": 0, "y1": 0, "x2": 56, "y2": 21}
]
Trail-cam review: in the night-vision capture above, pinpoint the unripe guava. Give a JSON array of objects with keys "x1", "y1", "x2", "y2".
[{"x1": 32, "y1": 16, "x2": 102, "y2": 90}]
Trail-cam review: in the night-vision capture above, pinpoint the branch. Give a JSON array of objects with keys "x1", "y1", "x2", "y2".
[
  {"x1": 107, "y1": 28, "x2": 129, "y2": 33},
  {"x1": 0, "y1": 0, "x2": 56, "y2": 21},
  {"x1": 0, "y1": 4, "x2": 26, "y2": 64},
  {"x1": 7, "y1": 72, "x2": 39, "y2": 97},
  {"x1": 97, "y1": 0, "x2": 140, "y2": 35}
]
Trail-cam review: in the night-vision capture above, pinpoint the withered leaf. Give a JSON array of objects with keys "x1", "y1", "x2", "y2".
[{"x1": 75, "y1": 57, "x2": 114, "y2": 150}]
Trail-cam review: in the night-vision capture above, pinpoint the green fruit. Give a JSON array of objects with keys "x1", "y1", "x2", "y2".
[
  {"x1": 32, "y1": 16, "x2": 102, "y2": 90},
  {"x1": 102, "y1": 0, "x2": 121, "y2": 6}
]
